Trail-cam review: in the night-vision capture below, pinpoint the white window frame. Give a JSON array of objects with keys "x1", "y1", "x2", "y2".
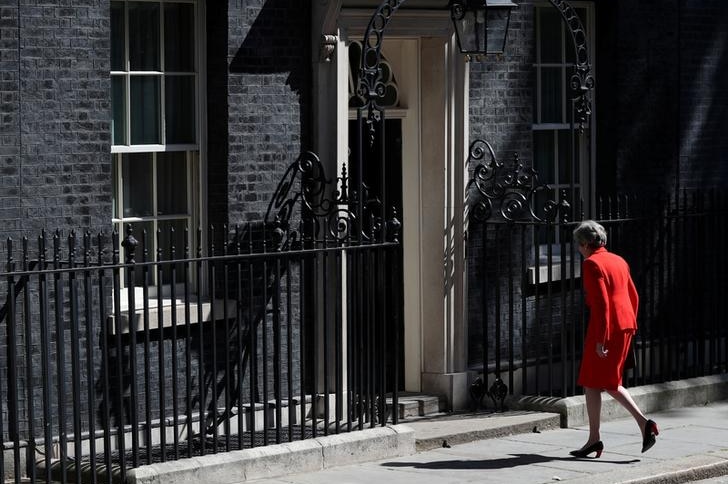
[
  {"x1": 531, "y1": 1, "x2": 595, "y2": 281},
  {"x1": 110, "y1": 0, "x2": 207, "y2": 307},
  {"x1": 533, "y1": 1, "x2": 595, "y2": 206}
]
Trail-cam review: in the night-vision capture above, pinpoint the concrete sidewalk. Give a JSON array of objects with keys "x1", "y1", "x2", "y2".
[
  {"x1": 127, "y1": 375, "x2": 728, "y2": 484},
  {"x1": 244, "y1": 401, "x2": 728, "y2": 484}
]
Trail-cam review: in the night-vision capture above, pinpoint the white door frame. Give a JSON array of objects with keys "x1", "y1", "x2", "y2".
[{"x1": 314, "y1": 6, "x2": 471, "y2": 409}]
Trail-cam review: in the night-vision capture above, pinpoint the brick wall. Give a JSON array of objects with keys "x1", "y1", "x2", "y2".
[
  {"x1": 466, "y1": 2, "x2": 537, "y2": 372},
  {"x1": 0, "y1": 2, "x2": 111, "y2": 242},
  {"x1": 466, "y1": 0, "x2": 728, "y2": 376},
  {"x1": 219, "y1": 0, "x2": 311, "y2": 227},
  {"x1": 677, "y1": 0, "x2": 728, "y2": 188},
  {"x1": 468, "y1": 1, "x2": 535, "y2": 166},
  {"x1": 0, "y1": 5, "x2": 22, "y2": 241},
  {"x1": 607, "y1": 0, "x2": 728, "y2": 194},
  {"x1": 210, "y1": 0, "x2": 312, "y2": 399},
  {"x1": 0, "y1": 2, "x2": 111, "y2": 444},
  {"x1": 611, "y1": 0, "x2": 681, "y2": 195}
]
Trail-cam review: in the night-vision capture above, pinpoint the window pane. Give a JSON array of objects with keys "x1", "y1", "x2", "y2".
[
  {"x1": 164, "y1": 3, "x2": 194, "y2": 72},
  {"x1": 129, "y1": 2, "x2": 160, "y2": 70},
  {"x1": 533, "y1": 130, "x2": 555, "y2": 185},
  {"x1": 157, "y1": 152, "x2": 188, "y2": 215},
  {"x1": 538, "y1": 8, "x2": 562, "y2": 64},
  {"x1": 112, "y1": 155, "x2": 119, "y2": 218},
  {"x1": 122, "y1": 153, "x2": 154, "y2": 217},
  {"x1": 540, "y1": 67, "x2": 562, "y2": 123},
  {"x1": 112, "y1": 76, "x2": 126, "y2": 145},
  {"x1": 111, "y1": 2, "x2": 125, "y2": 71},
  {"x1": 165, "y1": 75, "x2": 195, "y2": 144},
  {"x1": 130, "y1": 76, "x2": 160, "y2": 144},
  {"x1": 558, "y1": 129, "x2": 575, "y2": 184}
]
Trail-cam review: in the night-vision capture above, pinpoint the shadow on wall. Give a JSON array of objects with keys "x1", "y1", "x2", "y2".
[
  {"x1": 678, "y1": 6, "x2": 728, "y2": 187},
  {"x1": 97, "y1": 220, "x2": 298, "y2": 435},
  {"x1": 207, "y1": 4, "x2": 230, "y2": 228},
  {"x1": 229, "y1": 0, "x2": 310, "y2": 98}
]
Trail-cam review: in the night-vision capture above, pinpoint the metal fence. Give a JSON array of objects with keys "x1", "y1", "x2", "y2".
[
  {"x1": 0, "y1": 154, "x2": 402, "y2": 484},
  {"x1": 466, "y1": 141, "x2": 728, "y2": 404}
]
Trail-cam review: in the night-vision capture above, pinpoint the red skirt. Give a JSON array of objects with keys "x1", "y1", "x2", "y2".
[{"x1": 577, "y1": 328, "x2": 634, "y2": 390}]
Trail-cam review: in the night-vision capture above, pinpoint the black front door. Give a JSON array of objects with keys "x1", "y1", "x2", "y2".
[{"x1": 349, "y1": 118, "x2": 404, "y2": 392}]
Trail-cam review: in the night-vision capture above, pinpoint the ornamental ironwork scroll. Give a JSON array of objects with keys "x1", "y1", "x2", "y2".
[
  {"x1": 356, "y1": 0, "x2": 408, "y2": 145},
  {"x1": 547, "y1": 0, "x2": 594, "y2": 130},
  {"x1": 358, "y1": 0, "x2": 594, "y2": 132},
  {"x1": 264, "y1": 151, "x2": 400, "y2": 249},
  {"x1": 465, "y1": 139, "x2": 570, "y2": 224}
]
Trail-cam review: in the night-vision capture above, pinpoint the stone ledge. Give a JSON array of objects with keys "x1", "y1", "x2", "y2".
[
  {"x1": 516, "y1": 374, "x2": 728, "y2": 428},
  {"x1": 126, "y1": 424, "x2": 415, "y2": 484}
]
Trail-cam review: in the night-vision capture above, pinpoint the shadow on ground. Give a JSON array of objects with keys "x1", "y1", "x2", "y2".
[{"x1": 381, "y1": 454, "x2": 641, "y2": 470}]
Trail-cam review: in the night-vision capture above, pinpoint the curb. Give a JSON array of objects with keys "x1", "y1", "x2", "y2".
[
  {"x1": 126, "y1": 425, "x2": 415, "y2": 484},
  {"x1": 561, "y1": 450, "x2": 728, "y2": 484},
  {"x1": 517, "y1": 374, "x2": 728, "y2": 428},
  {"x1": 413, "y1": 412, "x2": 561, "y2": 451}
]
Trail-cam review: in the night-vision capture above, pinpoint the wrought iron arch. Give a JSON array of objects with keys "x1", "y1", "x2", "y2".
[
  {"x1": 357, "y1": 0, "x2": 595, "y2": 131},
  {"x1": 546, "y1": 0, "x2": 595, "y2": 130}
]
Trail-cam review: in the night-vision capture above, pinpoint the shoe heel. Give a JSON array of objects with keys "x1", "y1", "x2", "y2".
[
  {"x1": 595, "y1": 449, "x2": 603, "y2": 458},
  {"x1": 647, "y1": 419, "x2": 659, "y2": 436}
]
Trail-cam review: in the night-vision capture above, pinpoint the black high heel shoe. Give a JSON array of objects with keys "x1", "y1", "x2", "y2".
[
  {"x1": 569, "y1": 440, "x2": 604, "y2": 458},
  {"x1": 642, "y1": 419, "x2": 659, "y2": 453}
]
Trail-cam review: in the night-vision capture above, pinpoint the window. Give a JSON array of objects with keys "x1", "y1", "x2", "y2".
[
  {"x1": 533, "y1": 2, "x2": 593, "y2": 213},
  {"x1": 111, "y1": 0, "x2": 201, "y2": 290},
  {"x1": 531, "y1": 3, "x2": 594, "y2": 280}
]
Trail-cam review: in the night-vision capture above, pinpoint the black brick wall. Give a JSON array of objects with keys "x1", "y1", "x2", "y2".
[
  {"x1": 677, "y1": 1, "x2": 728, "y2": 188},
  {"x1": 215, "y1": 0, "x2": 312, "y2": 227},
  {"x1": 0, "y1": 0, "x2": 313, "y2": 441},
  {"x1": 468, "y1": 2, "x2": 535, "y2": 166},
  {"x1": 599, "y1": 0, "x2": 728, "y2": 195},
  {"x1": 0, "y1": 2, "x2": 111, "y2": 242},
  {"x1": 465, "y1": 0, "x2": 728, "y2": 376},
  {"x1": 0, "y1": 2, "x2": 111, "y2": 441}
]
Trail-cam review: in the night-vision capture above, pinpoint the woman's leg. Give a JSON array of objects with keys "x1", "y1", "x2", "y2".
[
  {"x1": 584, "y1": 387, "x2": 602, "y2": 444},
  {"x1": 606, "y1": 386, "x2": 648, "y2": 435}
]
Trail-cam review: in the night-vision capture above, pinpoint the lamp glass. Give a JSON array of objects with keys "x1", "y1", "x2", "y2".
[{"x1": 451, "y1": 0, "x2": 516, "y2": 55}]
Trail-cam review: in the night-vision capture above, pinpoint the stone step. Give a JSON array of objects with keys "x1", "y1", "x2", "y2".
[{"x1": 387, "y1": 394, "x2": 445, "y2": 419}]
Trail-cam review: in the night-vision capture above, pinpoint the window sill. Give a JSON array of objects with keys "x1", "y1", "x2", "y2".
[
  {"x1": 109, "y1": 298, "x2": 237, "y2": 335},
  {"x1": 527, "y1": 262, "x2": 581, "y2": 285}
]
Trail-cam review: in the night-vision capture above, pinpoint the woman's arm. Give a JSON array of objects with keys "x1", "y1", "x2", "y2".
[{"x1": 583, "y1": 258, "x2": 611, "y2": 344}]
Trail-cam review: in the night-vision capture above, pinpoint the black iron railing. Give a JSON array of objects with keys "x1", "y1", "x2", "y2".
[
  {"x1": 467, "y1": 179, "x2": 728, "y2": 403},
  {"x1": 0, "y1": 154, "x2": 402, "y2": 484}
]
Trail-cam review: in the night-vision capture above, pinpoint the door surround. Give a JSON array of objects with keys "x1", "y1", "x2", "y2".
[{"x1": 315, "y1": 6, "x2": 471, "y2": 409}]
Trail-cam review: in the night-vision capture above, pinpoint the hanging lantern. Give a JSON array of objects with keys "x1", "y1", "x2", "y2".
[{"x1": 450, "y1": 0, "x2": 518, "y2": 55}]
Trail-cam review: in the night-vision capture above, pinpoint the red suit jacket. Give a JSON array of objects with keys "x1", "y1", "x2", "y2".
[{"x1": 583, "y1": 247, "x2": 639, "y2": 344}]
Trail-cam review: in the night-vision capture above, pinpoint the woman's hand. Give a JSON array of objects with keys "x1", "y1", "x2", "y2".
[{"x1": 596, "y1": 343, "x2": 608, "y2": 358}]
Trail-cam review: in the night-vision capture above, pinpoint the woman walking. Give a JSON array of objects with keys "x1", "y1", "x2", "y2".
[{"x1": 570, "y1": 220, "x2": 658, "y2": 458}]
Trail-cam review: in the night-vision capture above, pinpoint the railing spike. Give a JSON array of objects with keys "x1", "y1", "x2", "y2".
[
  {"x1": 97, "y1": 232, "x2": 104, "y2": 265},
  {"x1": 598, "y1": 196, "x2": 603, "y2": 220},
  {"x1": 185, "y1": 226, "x2": 191, "y2": 258},
  {"x1": 169, "y1": 226, "x2": 176, "y2": 260},
  {"x1": 6, "y1": 237, "x2": 13, "y2": 269},
  {"x1": 197, "y1": 227, "x2": 203, "y2": 258},
  {"x1": 141, "y1": 229, "x2": 148, "y2": 263}
]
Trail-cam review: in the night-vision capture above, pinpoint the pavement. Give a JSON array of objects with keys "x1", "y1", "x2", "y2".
[
  {"x1": 242, "y1": 401, "x2": 728, "y2": 484},
  {"x1": 127, "y1": 375, "x2": 728, "y2": 484}
]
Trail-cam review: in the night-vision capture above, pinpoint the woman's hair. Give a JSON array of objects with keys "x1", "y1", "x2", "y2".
[{"x1": 573, "y1": 220, "x2": 607, "y2": 249}]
